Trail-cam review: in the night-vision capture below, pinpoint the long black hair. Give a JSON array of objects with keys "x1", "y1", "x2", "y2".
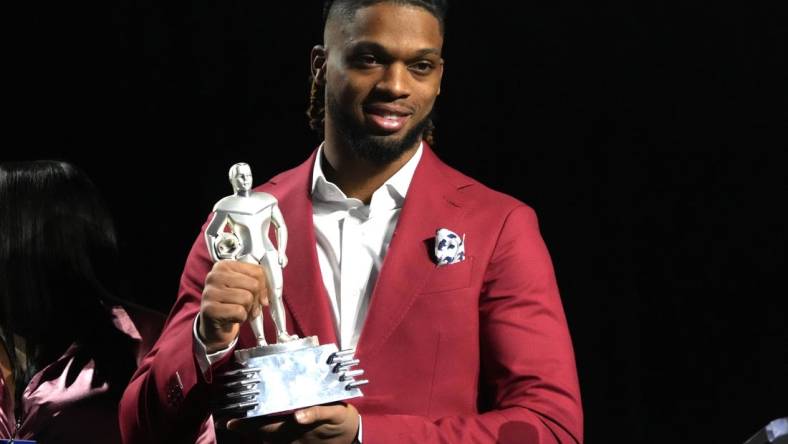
[{"x1": 0, "y1": 160, "x2": 136, "y2": 404}]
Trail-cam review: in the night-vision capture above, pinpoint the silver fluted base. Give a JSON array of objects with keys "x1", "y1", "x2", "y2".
[{"x1": 215, "y1": 341, "x2": 368, "y2": 418}]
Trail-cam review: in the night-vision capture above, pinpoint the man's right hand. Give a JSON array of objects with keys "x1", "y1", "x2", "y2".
[{"x1": 198, "y1": 260, "x2": 269, "y2": 353}]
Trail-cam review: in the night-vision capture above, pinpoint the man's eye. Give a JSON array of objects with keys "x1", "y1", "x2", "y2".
[
  {"x1": 410, "y1": 62, "x2": 434, "y2": 74},
  {"x1": 356, "y1": 55, "x2": 378, "y2": 66}
]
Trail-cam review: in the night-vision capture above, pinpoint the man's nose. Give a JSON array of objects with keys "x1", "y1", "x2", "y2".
[{"x1": 375, "y1": 62, "x2": 411, "y2": 99}]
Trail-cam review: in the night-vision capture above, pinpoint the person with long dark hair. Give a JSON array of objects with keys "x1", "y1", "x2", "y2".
[{"x1": 0, "y1": 160, "x2": 170, "y2": 443}]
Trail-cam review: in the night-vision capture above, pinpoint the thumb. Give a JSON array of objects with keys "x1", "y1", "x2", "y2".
[{"x1": 294, "y1": 405, "x2": 343, "y2": 425}]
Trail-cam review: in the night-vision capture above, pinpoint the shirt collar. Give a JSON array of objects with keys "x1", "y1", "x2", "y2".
[{"x1": 311, "y1": 142, "x2": 423, "y2": 209}]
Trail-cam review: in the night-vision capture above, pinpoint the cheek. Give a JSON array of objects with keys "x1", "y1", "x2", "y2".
[
  {"x1": 411, "y1": 72, "x2": 441, "y2": 107},
  {"x1": 334, "y1": 79, "x2": 375, "y2": 119},
  {"x1": 415, "y1": 84, "x2": 440, "y2": 114},
  {"x1": 327, "y1": 72, "x2": 361, "y2": 105}
]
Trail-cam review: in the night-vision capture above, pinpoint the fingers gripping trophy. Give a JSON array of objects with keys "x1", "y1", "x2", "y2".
[{"x1": 206, "y1": 163, "x2": 367, "y2": 420}]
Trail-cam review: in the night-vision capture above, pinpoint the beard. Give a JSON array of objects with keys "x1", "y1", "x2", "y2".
[{"x1": 327, "y1": 92, "x2": 432, "y2": 165}]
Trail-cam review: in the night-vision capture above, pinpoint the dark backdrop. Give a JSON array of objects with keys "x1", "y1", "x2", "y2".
[{"x1": 8, "y1": 2, "x2": 787, "y2": 443}]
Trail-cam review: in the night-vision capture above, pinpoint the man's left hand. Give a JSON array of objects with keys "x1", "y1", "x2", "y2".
[{"x1": 226, "y1": 402, "x2": 359, "y2": 444}]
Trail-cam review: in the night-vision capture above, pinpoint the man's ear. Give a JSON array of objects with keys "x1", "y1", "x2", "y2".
[{"x1": 311, "y1": 45, "x2": 327, "y2": 84}]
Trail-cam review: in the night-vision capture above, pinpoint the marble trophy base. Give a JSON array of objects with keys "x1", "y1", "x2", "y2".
[{"x1": 216, "y1": 336, "x2": 367, "y2": 419}]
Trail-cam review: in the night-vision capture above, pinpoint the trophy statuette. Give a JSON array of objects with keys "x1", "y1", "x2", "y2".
[{"x1": 205, "y1": 162, "x2": 367, "y2": 419}]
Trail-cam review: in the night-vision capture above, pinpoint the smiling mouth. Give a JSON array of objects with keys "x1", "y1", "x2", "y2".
[{"x1": 363, "y1": 105, "x2": 413, "y2": 133}]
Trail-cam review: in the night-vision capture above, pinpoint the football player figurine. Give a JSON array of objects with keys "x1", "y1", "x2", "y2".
[{"x1": 205, "y1": 162, "x2": 296, "y2": 345}]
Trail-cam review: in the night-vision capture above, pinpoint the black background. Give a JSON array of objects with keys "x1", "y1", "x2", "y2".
[{"x1": 7, "y1": 2, "x2": 787, "y2": 443}]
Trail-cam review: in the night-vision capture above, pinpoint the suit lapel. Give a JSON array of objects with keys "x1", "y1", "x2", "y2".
[
  {"x1": 356, "y1": 146, "x2": 470, "y2": 358},
  {"x1": 265, "y1": 152, "x2": 338, "y2": 345}
]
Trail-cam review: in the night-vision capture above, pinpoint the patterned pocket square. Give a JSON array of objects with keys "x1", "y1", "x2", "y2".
[{"x1": 435, "y1": 228, "x2": 466, "y2": 266}]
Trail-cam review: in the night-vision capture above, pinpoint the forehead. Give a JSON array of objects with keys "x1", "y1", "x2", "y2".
[{"x1": 326, "y1": 3, "x2": 443, "y2": 53}]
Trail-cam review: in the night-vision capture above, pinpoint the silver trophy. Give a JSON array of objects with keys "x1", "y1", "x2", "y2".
[{"x1": 206, "y1": 162, "x2": 367, "y2": 419}]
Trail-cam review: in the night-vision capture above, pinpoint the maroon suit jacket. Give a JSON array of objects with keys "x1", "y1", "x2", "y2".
[{"x1": 119, "y1": 144, "x2": 583, "y2": 443}]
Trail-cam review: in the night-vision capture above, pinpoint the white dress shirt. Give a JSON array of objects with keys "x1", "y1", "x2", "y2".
[{"x1": 311, "y1": 143, "x2": 423, "y2": 349}]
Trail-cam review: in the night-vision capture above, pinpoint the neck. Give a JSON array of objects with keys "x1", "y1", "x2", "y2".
[{"x1": 322, "y1": 132, "x2": 420, "y2": 204}]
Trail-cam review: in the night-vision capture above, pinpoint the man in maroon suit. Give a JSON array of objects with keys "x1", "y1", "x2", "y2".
[{"x1": 120, "y1": 1, "x2": 583, "y2": 443}]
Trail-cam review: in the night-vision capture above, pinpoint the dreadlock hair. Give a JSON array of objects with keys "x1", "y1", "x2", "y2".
[
  {"x1": 0, "y1": 160, "x2": 137, "y2": 406},
  {"x1": 307, "y1": 0, "x2": 448, "y2": 147}
]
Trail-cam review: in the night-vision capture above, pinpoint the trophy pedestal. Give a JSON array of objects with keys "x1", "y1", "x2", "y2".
[{"x1": 216, "y1": 336, "x2": 366, "y2": 419}]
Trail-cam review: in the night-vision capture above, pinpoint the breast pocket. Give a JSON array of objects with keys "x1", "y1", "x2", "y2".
[{"x1": 420, "y1": 257, "x2": 474, "y2": 294}]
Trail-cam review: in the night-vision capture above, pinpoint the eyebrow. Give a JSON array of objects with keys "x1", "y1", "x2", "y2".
[{"x1": 347, "y1": 41, "x2": 441, "y2": 58}]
